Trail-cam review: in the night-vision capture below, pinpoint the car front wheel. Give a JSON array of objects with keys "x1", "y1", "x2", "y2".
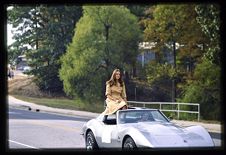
[
  {"x1": 123, "y1": 137, "x2": 137, "y2": 150},
  {"x1": 86, "y1": 131, "x2": 98, "y2": 150}
]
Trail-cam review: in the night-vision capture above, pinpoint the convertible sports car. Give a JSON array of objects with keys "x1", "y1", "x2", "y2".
[{"x1": 81, "y1": 107, "x2": 214, "y2": 150}]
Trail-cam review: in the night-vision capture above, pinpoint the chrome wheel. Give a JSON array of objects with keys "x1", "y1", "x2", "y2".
[
  {"x1": 123, "y1": 137, "x2": 137, "y2": 150},
  {"x1": 86, "y1": 131, "x2": 98, "y2": 150}
]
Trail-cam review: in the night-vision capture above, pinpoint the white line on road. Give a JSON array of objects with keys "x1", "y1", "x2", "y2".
[
  {"x1": 8, "y1": 111, "x2": 21, "y2": 114},
  {"x1": 9, "y1": 140, "x2": 40, "y2": 150}
]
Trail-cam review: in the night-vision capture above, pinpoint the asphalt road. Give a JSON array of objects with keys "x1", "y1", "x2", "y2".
[
  {"x1": 8, "y1": 108, "x2": 222, "y2": 150},
  {"x1": 8, "y1": 108, "x2": 89, "y2": 149}
]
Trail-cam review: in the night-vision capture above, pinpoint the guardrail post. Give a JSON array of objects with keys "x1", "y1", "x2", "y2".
[
  {"x1": 177, "y1": 103, "x2": 180, "y2": 120},
  {"x1": 126, "y1": 101, "x2": 199, "y2": 122},
  {"x1": 198, "y1": 104, "x2": 200, "y2": 121}
]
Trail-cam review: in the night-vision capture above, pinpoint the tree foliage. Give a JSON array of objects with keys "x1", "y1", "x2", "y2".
[
  {"x1": 195, "y1": 4, "x2": 220, "y2": 65},
  {"x1": 59, "y1": 5, "x2": 141, "y2": 100},
  {"x1": 178, "y1": 4, "x2": 221, "y2": 120},
  {"x1": 7, "y1": 4, "x2": 221, "y2": 120},
  {"x1": 146, "y1": 61, "x2": 178, "y2": 84},
  {"x1": 180, "y1": 58, "x2": 221, "y2": 120},
  {"x1": 141, "y1": 4, "x2": 221, "y2": 120},
  {"x1": 7, "y1": 6, "x2": 36, "y2": 63},
  {"x1": 7, "y1": 5, "x2": 82, "y2": 93},
  {"x1": 143, "y1": 4, "x2": 208, "y2": 65},
  {"x1": 143, "y1": 4, "x2": 208, "y2": 102}
]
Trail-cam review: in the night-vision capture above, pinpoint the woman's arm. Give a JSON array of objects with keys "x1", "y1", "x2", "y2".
[{"x1": 121, "y1": 83, "x2": 127, "y2": 102}]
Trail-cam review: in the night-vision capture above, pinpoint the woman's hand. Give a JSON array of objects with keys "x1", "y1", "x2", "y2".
[
  {"x1": 107, "y1": 95, "x2": 116, "y2": 102},
  {"x1": 116, "y1": 99, "x2": 121, "y2": 103}
]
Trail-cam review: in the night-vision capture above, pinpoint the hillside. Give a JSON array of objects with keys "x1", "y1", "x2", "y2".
[
  {"x1": 7, "y1": 73, "x2": 104, "y2": 113},
  {"x1": 8, "y1": 74, "x2": 49, "y2": 97}
]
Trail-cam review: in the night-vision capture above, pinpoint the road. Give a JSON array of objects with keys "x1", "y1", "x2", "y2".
[
  {"x1": 8, "y1": 108, "x2": 89, "y2": 149},
  {"x1": 8, "y1": 108, "x2": 222, "y2": 150}
]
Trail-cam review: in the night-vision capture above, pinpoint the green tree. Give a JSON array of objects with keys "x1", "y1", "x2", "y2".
[
  {"x1": 180, "y1": 58, "x2": 220, "y2": 120},
  {"x1": 30, "y1": 6, "x2": 82, "y2": 92},
  {"x1": 7, "y1": 6, "x2": 37, "y2": 61},
  {"x1": 8, "y1": 5, "x2": 82, "y2": 93},
  {"x1": 59, "y1": 5, "x2": 141, "y2": 101},
  {"x1": 195, "y1": 4, "x2": 220, "y2": 65},
  {"x1": 143, "y1": 4, "x2": 208, "y2": 101},
  {"x1": 145, "y1": 61, "x2": 180, "y2": 101},
  {"x1": 179, "y1": 4, "x2": 221, "y2": 120},
  {"x1": 125, "y1": 4, "x2": 153, "y2": 31},
  {"x1": 146, "y1": 61, "x2": 178, "y2": 84}
]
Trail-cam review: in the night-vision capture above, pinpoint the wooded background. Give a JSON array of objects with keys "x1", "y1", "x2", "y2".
[{"x1": 7, "y1": 4, "x2": 221, "y2": 120}]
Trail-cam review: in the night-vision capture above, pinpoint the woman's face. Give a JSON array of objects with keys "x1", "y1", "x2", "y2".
[{"x1": 115, "y1": 71, "x2": 121, "y2": 80}]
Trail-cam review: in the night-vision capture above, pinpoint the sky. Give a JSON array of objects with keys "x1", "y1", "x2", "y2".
[
  {"x1": 7, "y1": 6, "x2": 15, "y2": 46},
  {"x1": 7, "y1": 24, "x2": 15, "y2": 46},
  {"x1": 7, "y1": 23, "x2": 32, "y2": 49}
]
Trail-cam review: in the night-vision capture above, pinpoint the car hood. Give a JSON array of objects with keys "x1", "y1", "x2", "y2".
[
  {"x1": 126, "y1": 122, "x2": 213, "y2": 147},
  {"x1": 135, "y1": 122, "x2": 183, "y2": 135}
]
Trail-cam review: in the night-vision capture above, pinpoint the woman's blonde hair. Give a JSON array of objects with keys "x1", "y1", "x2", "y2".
[{"x1": 106, "y1": 69, "x2": 124, "y2": 87}]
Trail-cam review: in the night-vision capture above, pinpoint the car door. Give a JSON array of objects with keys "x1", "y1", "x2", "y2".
[
  {"x1": 110, "y1": 125, "x2": 122, "y2": 148},
  {"x1": 95, "y1": 114, "x2": 118, "y2": 148}
]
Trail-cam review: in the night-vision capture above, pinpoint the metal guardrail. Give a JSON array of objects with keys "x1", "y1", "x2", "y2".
[{"x1": 127, "y1": 101, "x2": 200, "y2": 121}]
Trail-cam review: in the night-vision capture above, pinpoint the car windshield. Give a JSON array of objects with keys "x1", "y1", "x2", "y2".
[{"x1": 117, "y1": 109, "x2": 169, "y2": 124}]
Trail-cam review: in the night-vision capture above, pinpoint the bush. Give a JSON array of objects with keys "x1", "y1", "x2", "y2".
[{"x1": 180, "y1": 58, "x2": 221, "y2": 120}]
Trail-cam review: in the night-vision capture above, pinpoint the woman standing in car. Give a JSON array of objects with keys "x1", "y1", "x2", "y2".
[{"x1": 102, "y1": 69, "x2": 127, "y2": 115}]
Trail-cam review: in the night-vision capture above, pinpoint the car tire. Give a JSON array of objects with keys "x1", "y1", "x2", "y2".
[
  {"x1": 86, "y1": 131, "x2": 99, "y2": 150},
  {"x1": 123, "y1": 137, "x2": 137, "y2": 150}
]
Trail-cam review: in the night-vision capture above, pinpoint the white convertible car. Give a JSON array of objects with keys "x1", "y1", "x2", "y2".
[{"x1": 81, "y1": 107, "x2": 214, "y2": 150}]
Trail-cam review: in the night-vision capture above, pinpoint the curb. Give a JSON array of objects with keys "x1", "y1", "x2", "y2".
[
  {"x1": 9, "y1": 104, "x2": 99, "y2": 120},
  {"x1": 8, "y1": 95, "x2": 99, "y2": 119}
]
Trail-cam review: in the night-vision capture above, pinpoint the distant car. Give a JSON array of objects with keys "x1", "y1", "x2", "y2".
[
  {"x1": 23, "y1": 66, "x2": 31, "y2": 72},
  {"x1": 81, "y1": 107, "x2": 214, "y2": 150}
]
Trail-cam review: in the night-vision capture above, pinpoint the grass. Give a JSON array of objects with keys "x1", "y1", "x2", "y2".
[
  {"x1": 12, "y1": 95, "x2": 104, "y2": 113},
  {"x1": 8, "y1": 75, "x2": 105, "y2": 113}
]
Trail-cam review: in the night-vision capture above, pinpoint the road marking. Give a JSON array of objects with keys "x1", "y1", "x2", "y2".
[
  {"x1": 8, "y1": 111, "x2": 21, "y2": 114},
  {"x1": 29, "y1": 120, "x2": 81, "y2": 132},
  {"x1": 10, "y1": 120, "x2": 82, "y2": 132},
  {"x1": 9, "y1": 140, "x2": 40, "y2": 149}
]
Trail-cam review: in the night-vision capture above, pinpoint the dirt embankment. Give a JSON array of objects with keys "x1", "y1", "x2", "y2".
[{"x1": 8, "y1": 75, "x2": 45, "y2": 97}]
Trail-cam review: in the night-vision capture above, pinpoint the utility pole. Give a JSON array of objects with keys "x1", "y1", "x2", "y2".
[
  {"x1": 172, "y1": 40, "x2": 176, "y2": 102},
  {"x1": 104, "y1": 22, "x2": 111, "y2": 74},
  {"x1": 167, "y1": 22, "x2": 177, "y2": 102}
]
